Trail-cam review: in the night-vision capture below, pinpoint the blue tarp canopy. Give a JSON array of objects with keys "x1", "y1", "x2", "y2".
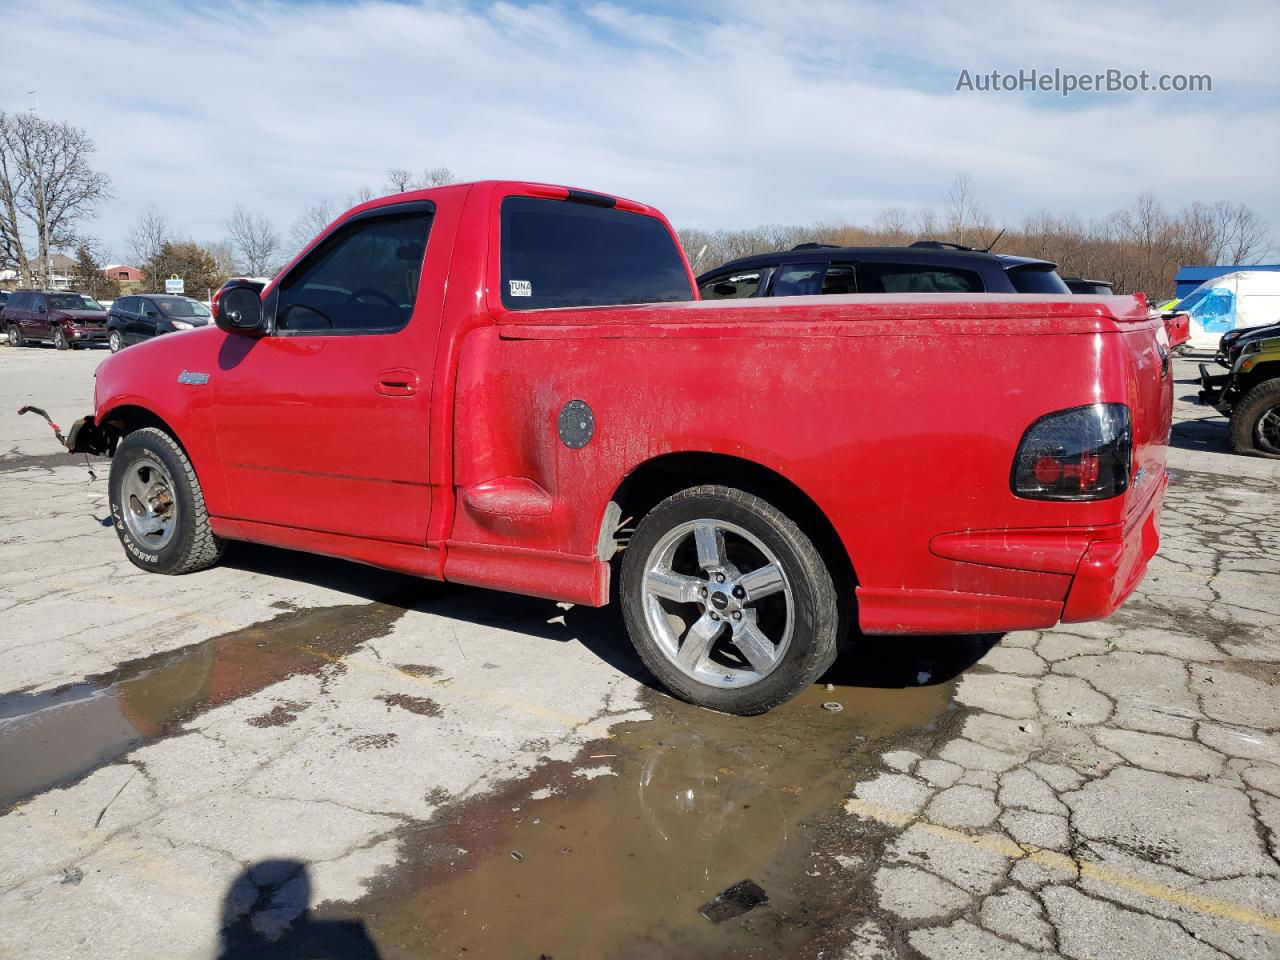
[{"x1": 1176, "y1": 264, "x2": 1280, "y2": 298}]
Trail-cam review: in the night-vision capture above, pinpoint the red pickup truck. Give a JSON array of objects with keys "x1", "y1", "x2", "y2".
[{"x1": 65, "y1": 181, "x2": 1171, "y2": 714}]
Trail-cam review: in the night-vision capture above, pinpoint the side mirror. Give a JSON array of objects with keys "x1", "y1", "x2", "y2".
[
  {"x1": 215, "y1": 284, "x2": 267, "y2": 335},
  {"x1": 37, "y1": 305, "x2": 47, "y2": 314}
]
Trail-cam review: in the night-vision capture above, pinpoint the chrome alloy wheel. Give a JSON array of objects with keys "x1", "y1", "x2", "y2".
[
  {"x1": 120, "y1": 455, "x2": 179, "y2": 550},
  {"x1": 641, "y1": 519, "x2": 793, "y2": 688}
]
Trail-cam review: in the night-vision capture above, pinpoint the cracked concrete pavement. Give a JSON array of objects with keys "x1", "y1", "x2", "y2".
[{"x1": 0, "y1": 344, "x2": 1277, "y2": 959}]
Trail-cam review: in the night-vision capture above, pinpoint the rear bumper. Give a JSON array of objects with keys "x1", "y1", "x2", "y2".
[
  {"x1": 858, "y1": 476, "x2": 1165, "y2": 635},
  {"x1": 1060, "y1": 474, "x2": 1164, "y2": 622}
]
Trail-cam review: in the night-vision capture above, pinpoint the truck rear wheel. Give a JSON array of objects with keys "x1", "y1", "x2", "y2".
[
  {"x1": 620, "y1": 485, "x2": 839, "y2": 715},
  {"x1": 1229, "y1": 378, "x2": 1280, "y2": 459},
  {"x1": 108, "y1": 427, "x2": 225, "y2": 574}
]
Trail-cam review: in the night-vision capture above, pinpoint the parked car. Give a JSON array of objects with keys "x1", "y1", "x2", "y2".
[
  {"x1": 1064, "y1": 276, "x2": 1114, "y2": 295},
  {"x1": 3, "y1": 290, "x2": 108, "y2": 349},
  {"x1": 696, "y1": 241, "x2": 1070, "y2": 299},
  {"x1": 1216, "y1": 320, "x2": 1280, "y2": 368},
  {"x1": 107, "y1": 295, "x2": 213, "y2": 352},
  {"x1": 1178, "y1": 270, "x2": 1280, "y2": 354},
  {"x1": 0, "y1": 290, "x2": 10, "y2": 316},
  {"x1": 1199, "y1": 329, "x2": 1280, "y2": 457},
  {"x1": 54, "y1": 181, "x2": 1170, "y2": 715}
]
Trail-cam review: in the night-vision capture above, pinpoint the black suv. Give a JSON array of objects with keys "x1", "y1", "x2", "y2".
[
  {"x1": 696, "y1": 241, "x2": 1069, "y2": 300},
  {"x1": 107, "y1": 294, "x2": 213, "y2": 352},
  {"x1": 3, "y1": 290, "x2": 109, "y2": 348}
]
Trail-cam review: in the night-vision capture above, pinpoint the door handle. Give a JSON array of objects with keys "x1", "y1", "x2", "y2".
[{"x1": 376, "y1": 368, "x2": 419, "y2": 397}]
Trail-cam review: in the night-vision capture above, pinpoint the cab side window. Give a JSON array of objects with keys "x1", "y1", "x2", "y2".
[{"x1": 276, "y1": 209, "x2": 433, "y2": 334}]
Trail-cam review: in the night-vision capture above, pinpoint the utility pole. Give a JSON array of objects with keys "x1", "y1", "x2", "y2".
[{"x1": 27, "y1": 88, "x2": 51, "y2": 288}]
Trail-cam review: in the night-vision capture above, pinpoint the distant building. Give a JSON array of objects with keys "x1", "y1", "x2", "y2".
[
  {"x1": 1176, "y1": 264, "x2": 1280, "y2": 298},
  {"x1": 103, "y1": 264, "x2": 145, "y2": 294}
]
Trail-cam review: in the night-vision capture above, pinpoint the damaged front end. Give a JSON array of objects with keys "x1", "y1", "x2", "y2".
[{"x1": 17, "y1": 406, "x2": 119, "y2": 457}]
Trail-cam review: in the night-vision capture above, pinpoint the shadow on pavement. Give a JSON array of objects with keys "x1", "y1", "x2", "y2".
[
  {"x1": 219, "y1": 860, "x2": 380, "y2": 959},
  {"x1": 1170, "y1": 417, "x2": 1232, "y2": 454}
]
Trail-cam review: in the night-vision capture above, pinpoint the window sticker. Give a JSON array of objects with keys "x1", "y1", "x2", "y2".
[{"x1": 509, "y1": 279, "x2": 532, "y2": 297}]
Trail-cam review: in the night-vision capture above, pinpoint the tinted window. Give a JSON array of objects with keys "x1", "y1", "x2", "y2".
[
  {"x1": 276, "y1": 209, "x2": 432, "y2": 333},
  {"x1": 771, "y1": 262, "x2": 826, "y2": 296},
  {"x1": 857, "y1": 263, "x2": 984, "y2": 293},
  {"x1": 1007, "y1": 266, "x2": 1070, "y2": 294},
  {"x1": 47, "y1": 293, "x2": 103, "y2": 310},
  {"x1": 8, "y1": 293, "x2": 27, "y2": 310},
  {"x1": 153, "y1": 297, "x2": 210, "y2": 318},
  {"x1": 821, "y1": 264, "x2": 856, "y2": 295},
  {"x1": 500, "y1": 197, "x2": 691, "y2": 310},
  {"x1": 699, "y1": 271, "x2": 763, "y2": 300}
]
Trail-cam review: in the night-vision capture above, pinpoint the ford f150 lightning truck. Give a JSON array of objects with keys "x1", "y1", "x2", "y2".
[{"x1": 60, "y1": 181, "x2": 1172, "y2": 714}]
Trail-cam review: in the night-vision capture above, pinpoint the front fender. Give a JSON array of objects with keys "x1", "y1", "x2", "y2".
[{"x1": 94, "y1": 332, "x2": 232, "y2": 515}]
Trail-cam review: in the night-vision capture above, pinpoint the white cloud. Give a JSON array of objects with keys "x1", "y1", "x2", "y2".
[{"x1": 3, "y1": 0, "x2": 1277, "y2": 259}]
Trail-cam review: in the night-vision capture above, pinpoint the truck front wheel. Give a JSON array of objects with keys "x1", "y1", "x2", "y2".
[
  {"x1": 1229, "y1": 378, "x2": 1280, "y2": 459},
  {"x1": 620, "y1": 485, "x2": 840, "y2": 715},
  {"x1": 108, "y1": 427, "x2": 225, "y2": 574}
]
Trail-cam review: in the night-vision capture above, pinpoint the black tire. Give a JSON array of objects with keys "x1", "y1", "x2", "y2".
[
  {"x1": 620, "y1": 485, "x2": 840, "y2": 715},
  {"x1": 1229, "y1": 378, "x2": 1280, "y2": 459},
  {"x1": 6, "y1": 324, "x2": 23, "y2": 348},
  {"x1": 108, "y1": 427, "x2": 225, "y2": 574},
  {"x1": 53, "y1": 327, "x2": 68, "y2": 350},
  {"x1": 108, "y1": 329, "x2": 123, "y2": 353}
]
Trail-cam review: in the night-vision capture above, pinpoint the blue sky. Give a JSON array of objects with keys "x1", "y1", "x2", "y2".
[{"x1": 2, "y1": 0, "x2": 1277, "y2": 261}]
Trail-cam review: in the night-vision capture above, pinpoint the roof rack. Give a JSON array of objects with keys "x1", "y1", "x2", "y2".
[
  {"x1": 790, "y1": 242, "x2": 841, "y2": 251},
  {"x1": 909, "y1": 240, "x2": 977, "y2": 252}
]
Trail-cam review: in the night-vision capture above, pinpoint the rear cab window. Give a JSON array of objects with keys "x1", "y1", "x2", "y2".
[{"x1": 500, "y1": 196, "x2": 692, "y2": 310}]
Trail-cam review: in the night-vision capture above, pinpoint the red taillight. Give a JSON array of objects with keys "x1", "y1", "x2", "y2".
[
  {"x1": 1012, "y1": 404, "x2": 1131, "y2": 501},
  {"x1": 1033, "y1": 456, "x2": 1062, "y2": 486}
]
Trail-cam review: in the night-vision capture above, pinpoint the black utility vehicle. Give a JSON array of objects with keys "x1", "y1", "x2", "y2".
[
  {"x1": 1064, "y1": 277, "x2": 1114, "y2": 295},
  {"x1": 696, "y1": 241, "x2": 1069, "y2": 300},
  {"x1": 107, "y1": 295, "x2": 212, "y2": 352}
]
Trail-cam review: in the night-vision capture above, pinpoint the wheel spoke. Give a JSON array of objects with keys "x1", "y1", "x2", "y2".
[
  {"x1": 738, "y1": 563, "x2": 784, "y2": 602},
  {"x1": 677, "y1": 613, "x2": 724, "y2": 668},
  {"x1": 646, "y1": 569, "x2": 703, "y2": 604},
  {"x1": 732, "y1": 621, "x2": 778, "y2": 674},
  {"x1": 693, "y1": 522, "x2": 726, "y2": 572}
]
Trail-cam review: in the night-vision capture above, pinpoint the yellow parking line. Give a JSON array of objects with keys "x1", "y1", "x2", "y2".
[{"x1": 844, "y1": 798, "x2": 1280, "y2": 934}]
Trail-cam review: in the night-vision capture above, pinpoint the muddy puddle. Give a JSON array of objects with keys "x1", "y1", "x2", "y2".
[
  {"x1": 349, "y1": 635, "x2": 992, "y2": 960},
  {"x1": 0, "y1": 590, "x2": 421, "y2": 810}
]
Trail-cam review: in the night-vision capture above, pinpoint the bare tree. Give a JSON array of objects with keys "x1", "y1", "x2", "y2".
[
  {"x1": 944, "y1": 173, "x2": 992, "y2": 247},
  {"x1": 126, "y1": 205, "x2": 172, "y2": 268},
  {"x1": 226, "y1": 204, "x2": 281, "y2": 277},
  {"x1": 0, "y1": 111, "x2": 111, "y2": 284},
  {"x1": 202, "y1": 240, "x2": 238, "y2": 283},
  {"x1": 420, "y1": 166, "x2": 456, "y2": 187},
  {"x1": 385, "y1": 167, "x2": 415, "y2": 193},
  {"x1": 289, "y1": 199, "x2": 336, "y2": 253}
]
